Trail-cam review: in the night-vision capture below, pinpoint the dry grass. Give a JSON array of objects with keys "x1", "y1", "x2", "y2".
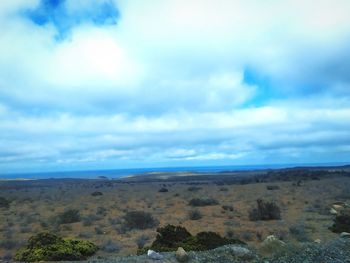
[{"x1": 0, "y1": 176, "x2": 348, "y2": 258}]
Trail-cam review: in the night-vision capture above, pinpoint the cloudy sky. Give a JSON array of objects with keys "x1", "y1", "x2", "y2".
[{"x1": 1, "y1": 0, "x2": 350, "y2": 173}]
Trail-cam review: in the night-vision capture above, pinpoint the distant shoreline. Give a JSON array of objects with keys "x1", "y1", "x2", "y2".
[{"x1": 0, "y1": 163, "x2": 349, "y2": 181}]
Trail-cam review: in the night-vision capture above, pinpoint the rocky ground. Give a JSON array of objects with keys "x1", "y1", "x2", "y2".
[{"x1": 68, "y1": 236, "x2": 350, "y2": 263}]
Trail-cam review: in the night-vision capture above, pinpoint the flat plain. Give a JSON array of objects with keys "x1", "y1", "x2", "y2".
[{"x1": 1, "y1": 166, "x2": 350, "y2": 260}]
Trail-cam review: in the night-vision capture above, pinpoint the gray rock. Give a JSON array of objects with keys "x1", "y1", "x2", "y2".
[
  {"x1": 340, "y1": 232, "x2": 350, "y2": 238},
  {"x1": 259, "y1": 235, "x2": 286, "y2": 255},
  {"x1": 147, "y1": 250, "x2": 163, "y2": 260},
  {"x1": 227, "y1": 246, "x2": 254, "y2": 260},
  {"x1": 330, "y1": 208, "x2": 338, "y2": 215},
  {"x1": 176, "y1": 247, "x2": 189, "y2": 262}
]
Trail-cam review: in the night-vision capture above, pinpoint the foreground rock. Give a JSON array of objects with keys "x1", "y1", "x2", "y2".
[
  {"x1": 258, "y1": 235, "x2": 286, "y2": 255},
  {"x1": 71, "y1": 237, "x2": 350, "y2": 263},
  {"x1": 147, "y1": 250, "x2": 164, "y2": 260},
  {"x1": 176, "y1": 247, "x2": 189, "y2": 262},
  {"x1": 340, "y1": 232, "x2": 350, "y2": 238}
]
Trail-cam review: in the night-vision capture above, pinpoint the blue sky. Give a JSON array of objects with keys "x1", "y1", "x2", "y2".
[{"x1": 1, "y1": 0, "x2": 350, "y2": 173}]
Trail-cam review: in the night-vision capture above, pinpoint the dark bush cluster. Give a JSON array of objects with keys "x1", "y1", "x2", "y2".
[
  {"x1": 188, "y1": 209, "x2": 202, "y2": 220},
  {"x1": 187, "y1": 186, "x2": 202, "y2": 192},
  {"x1": 0, "y1": 240, "x2": 17, "y2": 250},
  {"x1": 96, "y1": 206, "x2": 107, "y2": 217},
  {"x1": 0, "y1": 196, "x2": 10, "y2": 209},
  {"x1": 100, "y1": 240, "x2": 120, "y2": 253},
  {"x1": 123, "y1": 211, "x2": 158, "y2": 230},
  {"x1": 91, "y1": 191, "x2": 103, "y2": 196},
  {"x1": 136, "y1": 235, "x2": 149, "y2": 249},
  {"x1": 138, "y1": 224, "x2": 245, "y2": 254},
  {"x1": 94, "y1": 227, "x2": 104, "y2": 235},
  {"x1": 158, "y1": 188, "x2": 169, "y2": 193},
  {"x1": 189, "y1": 198, "x2": 219, "y2": 207},
  {"x1": 330, "y1": 208, "x2": 350, "y2": 233},
  {"x1": 222, "y1": 205, "x2": 234, "y2": 212},
  {"x1": 266, "y1": 185, "x2": 280, "y2": 190},
  {"x1": 249, "y1": 199, "x2": 281, "y2": 221},
  {"x1": 82, "y1": 214, "x2": 99, "y2": 226},
  {"x1": 57, "y1": 209, "x2": 81, "y2": 224},
  {"x1": 0, "y1": 252, "x2": 13, "y2": 261},
  {"x1": 14, "y1": 232, "x2": 98, "y2": 262},
  {"x1": 289, "y1": 224, "x2": 310, "y2": 242}
]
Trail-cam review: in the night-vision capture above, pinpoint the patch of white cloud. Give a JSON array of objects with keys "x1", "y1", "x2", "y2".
[
  {"x1": 1, "y1": 99, "x2": 350, "y2": 172},
  {"x1": 1, "y1": 0, "x2": 350, "y2": 172}
]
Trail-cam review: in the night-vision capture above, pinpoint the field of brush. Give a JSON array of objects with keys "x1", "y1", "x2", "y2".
[{"x1": 1, "y1": 167, "x2": 350, "y2": 260}]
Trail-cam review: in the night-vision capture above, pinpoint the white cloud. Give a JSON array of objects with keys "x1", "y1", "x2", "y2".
[
  {"x1": 1, "y1": 0, "x2": 350, "y2": 172},
  {"x1": 1, "y1": 98, "x2": 350, "y2": 172}
]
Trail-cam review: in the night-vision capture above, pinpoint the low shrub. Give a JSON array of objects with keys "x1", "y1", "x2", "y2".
[
  {"x1": 0, "y1": 252, "x2": 12, "y2": 261},
  {"x1": 0, "y1": 197, "x2": 10, "y2": 209},
  {"x1": 289, "y1": 224, "x2": 310, "y2": 242},
  {"x1": 100, "y1": 240, "x2": 120, "y2": 253},
  {"x1": 0, "y1": 240, "x2": 17, "y2": 250},
  {"x1": 151, "y1": 225, "x2": 192, "y2": 250},
  {"x1": 249, "y1": 199, "x2": 281, "y2": 221},
  {"x1": 20, "y1": 226, "x2": 32, "y2": 233},
  {"x1": 57, "y1": 209, "x2": 81, "y2": 224},
  {"x1": 96, "y1": 207, "x2": 107, "y2": 217},
  {"x1": 123, "y1": 211, "x2": 158, "y2": 230},
  {"x1": 108, "y1": 218, "x2": 121, "y2": 225},
  {"x1": 241, "y1": 232, "x2": 255, "y2": 241},
  {"x1": 222, "y1": 205, "x2": 234, "y2": 211},
  {"x1": 78, "y1": 232, "x2": 93, "y2": 239},
  {"x1": 137, "y1": 224, "x2": 245, "y2": 254},
  {"x1": 196, "y1": 231, "x2": 239, "y2": 250},
  {"x1": 188, "y1": 210, "x2": 202, "y2": 220},
  {"x1": 94, "y1": 227, "x2": 104, "y2": 235},
  {"x1": 266, "y1": 185, "x2": 280, "y2": 190},
  {"x1": 82, "y1": 214, "x2": 99, "y2": 226},
  {"x1": 330, "y1": 208, "x2": 350, "y2": 233},
  {"x1": 14, "y1": 232, "x2": 98, "y2": 262},
  {"x1": 158, "y1": 188, "x2": 169, "y2": 193},
  {"x1": 189, "y1": 198, "x2": 219, "y2": 207},
  {"x1": 187, "y1": 186, "x2": 202, "y2": 192},
  {"x1": 91, "y1": 191, "x2": 103, "y2": 196},
  {"x1": 136, "y1": 235, "x2": 150, "y2": 249}
]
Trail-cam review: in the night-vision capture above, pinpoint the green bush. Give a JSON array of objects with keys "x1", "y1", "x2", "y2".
[
  {"x1": 222, "y1": 205, "x2": 234, "y2": 211},
  {"x1": 249, "y1": 199, "x2": 281, "y2": 221},
  {"x1": 152, "y1": 225, "x2": 191, "y2": 249},
  {"x1": 137, "y1": 224, "x2": 245, "y2": 254},
  {"x1": 58, "y1": 209, "x2": 81, "y2": 224},
  {"x1": 189, "y1": 198, "x2": 219, "y2": 207},
  {"x1": 123, "y1": 211, "x2": 158, "y2": 230},
  {"x1": 0, "y1": 197, "x2": 10, "y2": 209},
  {"x1": 100, "y1": 240, "x2": 120, "y2": 253},
  {"x1": 188, "y1": 210, "x2": 202, "y2": 220},
  {"x1": 14, "y1": 232, "x2": 98, "y2": 262},
  {"x1": 330, "y1": 208, "x2": 350, "y2": 233},
  {"x1": 91, "y1": 191, "x2": 103, "y2": 196},
  {"x1": 289, "y1": 224, "x2": 310, "y2": 242},
  {"x1": 187, "y1": 186, "x2": 202, "y2": 192}
]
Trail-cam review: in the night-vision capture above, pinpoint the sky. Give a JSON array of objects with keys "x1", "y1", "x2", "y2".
[{"x1": 1, "y1": 0, "x2": 350, "y2": 174}]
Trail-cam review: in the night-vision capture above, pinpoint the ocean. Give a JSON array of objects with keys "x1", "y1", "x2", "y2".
[{"x1": 0, "y1": 162, "x2": 348, "y2": 180}]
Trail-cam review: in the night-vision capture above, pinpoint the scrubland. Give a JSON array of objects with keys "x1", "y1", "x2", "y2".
[{"x1": 0, "y1": 167, "x2": 350, "y2": 261}]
